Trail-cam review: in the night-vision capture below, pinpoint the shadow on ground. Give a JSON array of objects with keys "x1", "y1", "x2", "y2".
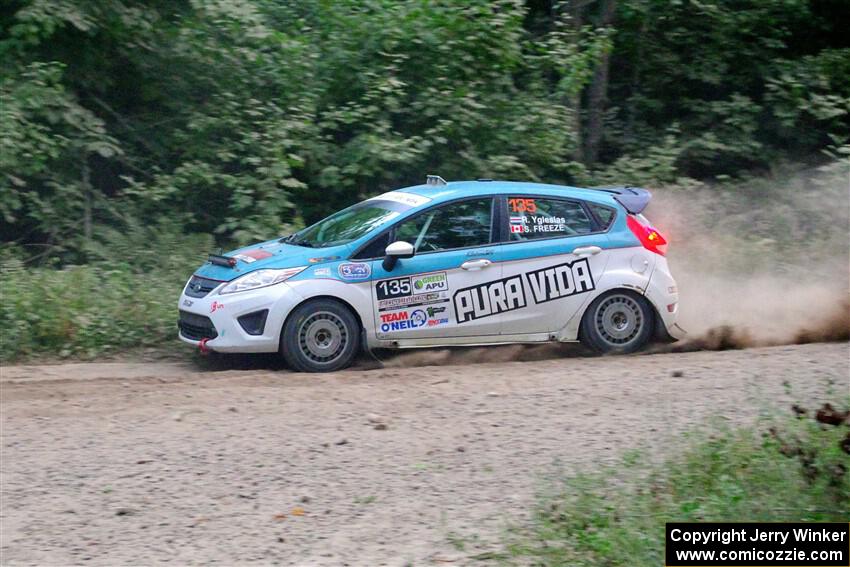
[{"x1": 188, "y1": 342, "x2": 598, "y2": 373}]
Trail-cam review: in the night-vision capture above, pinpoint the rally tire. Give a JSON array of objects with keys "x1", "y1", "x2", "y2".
[
  {"x1": 281, "y1": 299, "x2": 360, "y2": 373},
  {"x1": 579, "y1": 290, "x2": 654, "y2": 354}
]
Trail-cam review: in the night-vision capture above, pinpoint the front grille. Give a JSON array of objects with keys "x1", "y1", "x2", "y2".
[
  {"x1": 184, "y1": 275, "x2": 222, "y2": 298},
  {"x1": 178, "y1": 310, "x2": 218, "y2": 341}
]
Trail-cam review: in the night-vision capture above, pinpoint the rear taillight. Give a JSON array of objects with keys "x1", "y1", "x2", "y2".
[{"x1": 626, "y1": 215, "x2": 668, "y2": 256}]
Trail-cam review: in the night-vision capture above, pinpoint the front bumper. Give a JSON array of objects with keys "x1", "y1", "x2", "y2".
[{"x1": 177, "y1": 281, "x2": 304, "y2": 353}]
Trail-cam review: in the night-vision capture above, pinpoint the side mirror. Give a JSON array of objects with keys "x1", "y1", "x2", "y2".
[{"x1": 382, "y1": 241, "x2": 415, "y2": 271}]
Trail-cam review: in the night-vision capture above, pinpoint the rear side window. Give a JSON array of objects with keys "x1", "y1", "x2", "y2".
[
  {"x1": 394, "y1": 198, "x2": 493, "y2": 253},
  {"x1": 507, "y1": 197, "x2": 593, "y2": 240},
  {"x1": 588, "y1": 203, "x2": 616, "y2": 230}
]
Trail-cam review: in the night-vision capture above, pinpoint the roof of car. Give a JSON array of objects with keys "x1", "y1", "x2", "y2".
[{"x1": 396, "y1": 180, "x2": 621, "y2": 206}]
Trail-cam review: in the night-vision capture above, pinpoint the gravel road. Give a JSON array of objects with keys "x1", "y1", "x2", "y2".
[{"x1": 1, "y1": 342, "x2": 848, "y2": 566}]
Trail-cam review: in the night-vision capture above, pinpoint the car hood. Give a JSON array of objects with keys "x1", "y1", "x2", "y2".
[{"x1": 193, "y1": 239, "x2": 351, "y2": 281}]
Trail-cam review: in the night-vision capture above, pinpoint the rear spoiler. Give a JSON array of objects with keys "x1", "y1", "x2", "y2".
[{"x1": 592, "y1": 185, "x2": 651, "y2": 214}]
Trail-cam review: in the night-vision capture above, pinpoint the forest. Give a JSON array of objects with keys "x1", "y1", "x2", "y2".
[{"x1": 1, "y1": 0, "x2": 849, "y2": 359}]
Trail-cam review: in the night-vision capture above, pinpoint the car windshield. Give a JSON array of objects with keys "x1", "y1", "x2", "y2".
[{"x1": 286, "y1": 201, "x2": 406, "y2": 248}]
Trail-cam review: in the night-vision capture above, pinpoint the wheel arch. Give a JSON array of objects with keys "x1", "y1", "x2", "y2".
[
  {"x1": 280, "y1": 295, "x2": 365, "y2": 348},
  {"x1": 574, "y1": 286, "x2": 657, "y2": 342}
]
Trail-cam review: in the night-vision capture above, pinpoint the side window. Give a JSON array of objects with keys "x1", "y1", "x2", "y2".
[
  {"x1": 588, "y1": 203, "x2": 616, "y2": 230},
  {"x1": 507, "y1": 197, "x2": 593, "y2": 240},
  {"x1": 352, "y1": 231, "x2": 390, "y2": 259},
  {"x1": 394, "y1": 198, "x2": 493, "y2": 253}
]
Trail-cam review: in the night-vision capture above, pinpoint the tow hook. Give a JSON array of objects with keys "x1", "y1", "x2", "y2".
[{"x1": 198, "y1": 337, "x2": 211, "y2": 355}]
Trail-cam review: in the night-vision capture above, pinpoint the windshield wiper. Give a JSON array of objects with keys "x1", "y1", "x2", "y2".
[{"x1": 286, "y1": 237, "x2": 315, "y2": 248}]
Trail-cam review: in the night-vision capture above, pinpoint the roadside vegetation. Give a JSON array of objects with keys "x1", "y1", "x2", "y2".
[
  {"x1": 0, "y1": 226, "x2": 211, "y2": 361},
  {"x1": 503, "y1": 403, "x2": 850, "y2": 565},
  {"x1": 1, "y1": 1, "x2": 848, "y2": 362}
]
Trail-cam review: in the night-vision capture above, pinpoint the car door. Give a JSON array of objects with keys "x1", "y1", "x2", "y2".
[
  {"x1": 367, "y1": 197, "x2": 507, "y2": 339},
  {"x1": 499, "y1": 195, "x2": 613, "y2": 335}
]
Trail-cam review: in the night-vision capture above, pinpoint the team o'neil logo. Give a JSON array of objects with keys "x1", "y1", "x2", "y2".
[
  {"x1": 379, "y1": 309, "x2": 428, "y2": 332},
  {"x1": 453, "y1": 258, "x2": 595, "y2": 324}
]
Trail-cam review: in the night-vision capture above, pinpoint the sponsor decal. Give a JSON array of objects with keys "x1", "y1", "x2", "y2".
[
  {"x1": 412, "y1": 272, "x2": 447, "y2": 292},
  {"x1": 233, "y1": 249, "x2": 273, "y2": 263},
  {"x1": 425, "y1": 305, "x2": 449, "y2": 326},
  {"x1": 452, "y1": 259, "x2": 596, "y2": 323},
  {"x1": 377, "y1": 292, "x2": 448, "y2": 311},
  {"x1": 379, "y1": 307, "x2": 447, "y2": 332},
  {"x1": 338, "y1": 262, "x2": 371, "y2": 281},
  {"x1": 508, "y1": 197, "x2": 537, "y2": 213},
  {"x1": 527, "y1": 215, "x2": 566, "y2": 233},
  {"x1": 313, "y1": 267, "x2": 331, "y2": 277},
  {"x1": 525, "y1": 258, "x2": 595, "y2": 304},
  {"x1": 379, "y1": 309, "x2": 428, "y2": 332},
  {"x1": 454, "y1": 275, "x2": 527, "y2": 324},
  {"x1": 426, "y1": 305, "x2": 446, "y2": 317},
  {"x1": 368, "y1": 191, "x2": 431, "y2": 208},
  {"x1": 210, "y1": 301, "x2": 224, "y2": 313},
  {"x1": 376, "y1": 271, "x2": 449, "y2": 303},
  {"x1": 509, "y1": 215, "x2": 526, "y2": 234},
  {"x1": 182, "y1": 299, "x2": 194, "y2": 307},
  {"x1": 308, "y1": 255, "x2": 340, "y2": 263},
  {"x1": 376, "y1": 276, "x2": 412, "y2": 300}
]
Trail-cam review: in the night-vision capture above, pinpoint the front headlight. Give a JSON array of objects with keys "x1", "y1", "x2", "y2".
[{"x1": 219, "y1": 267, "x2": 306, "y2": 295}]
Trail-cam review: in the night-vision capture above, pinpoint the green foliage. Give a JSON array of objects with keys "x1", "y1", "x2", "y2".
[
  {"x1": 506, "y1": 410, "x2": 850, "y2": 565},
  {"x1": 1, "y1": 0, "x2": 608, "y2": 257},
  {"x1": 0, "y1": 61, "x2": 120, "y2": 250},
  {"x1": 609, "y1": 0, "x2": 850, "y2": 176},
  {"x1": 3, "y1": 0, "x2": 849, "y2": 261},
  {"x1": 0, "y1": 226, "x2": 210, "y2": 361}
]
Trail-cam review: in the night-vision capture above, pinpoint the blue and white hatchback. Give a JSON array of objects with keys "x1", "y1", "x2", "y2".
[{"x1": 178, "y1": 177, "x2": 684, "y2": 372}]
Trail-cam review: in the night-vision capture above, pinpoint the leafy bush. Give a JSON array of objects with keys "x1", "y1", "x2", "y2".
[
  {"x1": 5, "y1": 1, "x2": 848, "y2": 261},
  {"x1": 506, "y1": 406, "x2": 850, "y2": 565},
  {"x1": 0, "y1": 225, "x2": 211, "y2": 362}
]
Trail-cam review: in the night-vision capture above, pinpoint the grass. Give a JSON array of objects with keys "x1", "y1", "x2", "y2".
[
  {"x1": 503, "y1": 406, "x2": 850, "y2": 566},
  {"x1": 0, "y1": 264, "x2": 189, "y2": 361},
  {"x1": 0, "y1": 226, "x2": 212, "y2": 362}
]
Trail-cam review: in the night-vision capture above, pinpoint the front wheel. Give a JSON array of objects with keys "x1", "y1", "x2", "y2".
[
  {"x1": 281, "y1": 299, "x2": 360, "y2": 372},
  {"x1": 579, "y1": 291, "x2": 654, "y2": 354}
]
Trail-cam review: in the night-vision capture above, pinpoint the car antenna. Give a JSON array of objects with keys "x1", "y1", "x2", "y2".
[{"x1": 425, "y1": 174, "x2": 447, "y2": 186}]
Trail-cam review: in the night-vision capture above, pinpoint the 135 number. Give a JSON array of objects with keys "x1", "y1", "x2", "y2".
[
  {"x1": 377, "y1": 277, "x2": 411, "y2": 299},
  {"x1": 509, "y1": 198, "x2": 537, "y2": 213}
]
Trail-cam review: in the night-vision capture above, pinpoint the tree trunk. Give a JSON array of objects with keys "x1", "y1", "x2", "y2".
[
  {"x1": 82, "y1": 156, "x2": 92, "y2": 253},
  {"x1": 583, "y1": 0, "x2": 616, "y2": 166},
  {"x1": 571, "y1": 1, "x2": 585, "y2": 163},
  {"x1": 624, "y1": 5, "x2": 648, "y2": 146}
]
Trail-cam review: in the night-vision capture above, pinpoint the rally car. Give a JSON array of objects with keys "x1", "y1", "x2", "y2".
[{"x1": 178, "y1": 176, "x2": 684, "y2": 372}]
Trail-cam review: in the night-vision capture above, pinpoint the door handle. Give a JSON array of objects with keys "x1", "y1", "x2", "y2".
[
  {"x1": 461, "y1": 259, "x2": 492, "y2": 271},
  {"x1": 572, "y1": 245, "x2": 602, "y2": 256}
]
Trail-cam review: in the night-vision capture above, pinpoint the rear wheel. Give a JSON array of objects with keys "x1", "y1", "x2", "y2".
[
  {"x1": 579, "y1": 291, "x2": 654, "y2": 354},
  {"x1": 281, "y1": 299, "x2": 360, "y2": 372}
]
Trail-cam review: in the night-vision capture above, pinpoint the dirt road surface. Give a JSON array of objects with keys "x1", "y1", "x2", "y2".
[{"x1": 1, "y1": 343, "x2": 848, "y2": 566}]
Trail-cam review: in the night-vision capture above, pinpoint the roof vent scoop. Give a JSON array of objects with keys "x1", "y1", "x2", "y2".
[{"x1": 426, "y1": 175, "x2": 447, "y2": 186}]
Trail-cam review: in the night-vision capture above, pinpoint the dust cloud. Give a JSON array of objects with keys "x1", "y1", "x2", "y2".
[{"x1": 649, "y1": 162, "x2": 849, "y2": 347}]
